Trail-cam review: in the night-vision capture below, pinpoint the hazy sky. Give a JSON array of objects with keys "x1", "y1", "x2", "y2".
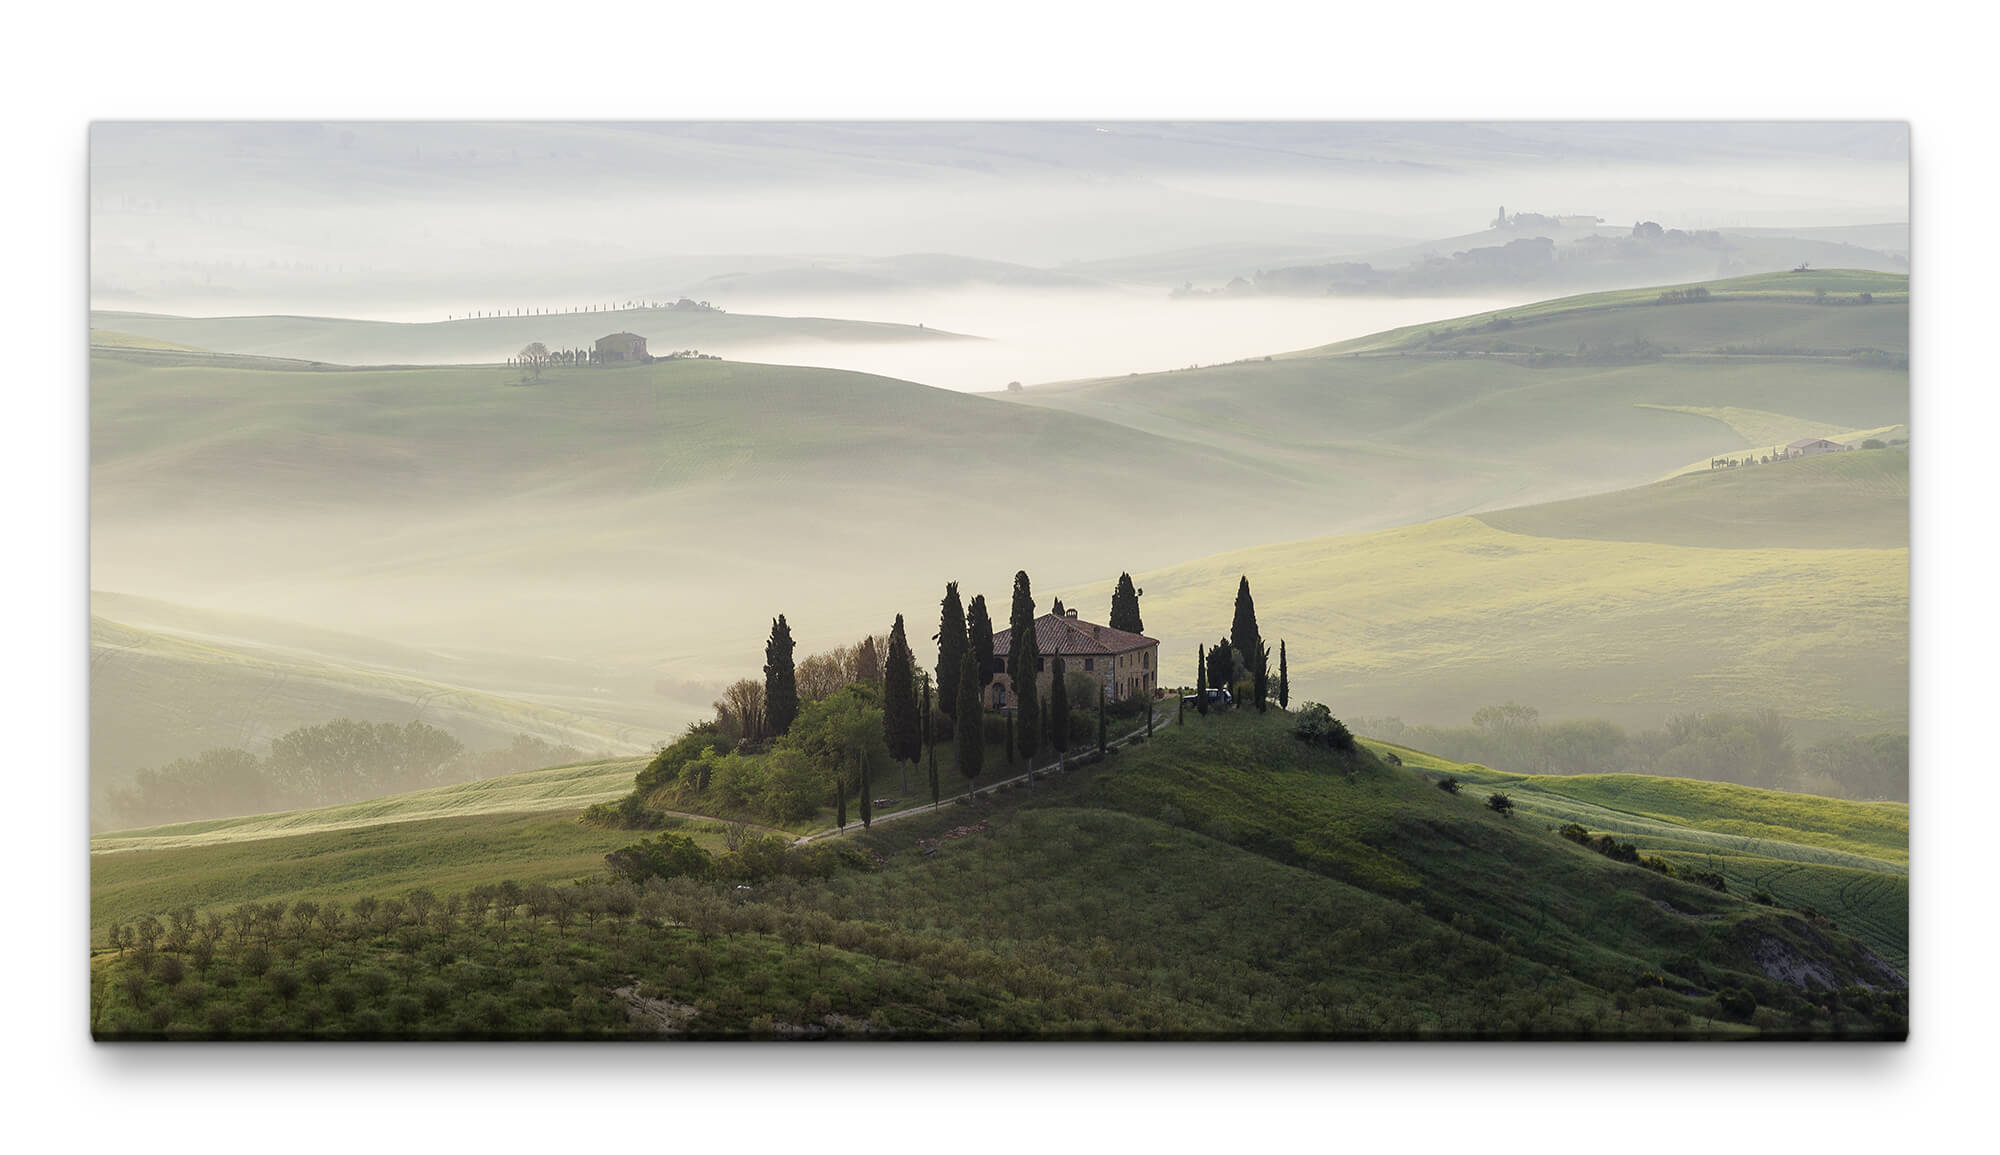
[{"x1": 90, "y1": 122, "x2": 1909, "y2": 318}]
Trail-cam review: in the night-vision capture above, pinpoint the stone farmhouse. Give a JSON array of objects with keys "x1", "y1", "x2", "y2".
[
  {"x1": 594, "y1": 332, "x2": 652, "y2": 363},
  {"x1": 1786, "y1": 437, "x2": 1847, "y2": 458},
  {"x1": 987, "y1": 610, "x2": 1160, "y2": 711}
]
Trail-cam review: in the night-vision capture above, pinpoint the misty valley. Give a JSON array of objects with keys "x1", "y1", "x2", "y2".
[{"x1": 87, "y1": 122, "x2": 1909, "y2": 1042}]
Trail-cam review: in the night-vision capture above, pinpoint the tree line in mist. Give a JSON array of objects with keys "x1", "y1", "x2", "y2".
[
  {"x1": 1356, "y1": 705, "x2": 1907, "y2": 801},
  {"x1": 94, "y1": 721, "x2": 589, "y2": 832}
]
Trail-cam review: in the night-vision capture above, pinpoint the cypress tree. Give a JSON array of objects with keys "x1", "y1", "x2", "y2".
[
  {"x1": 1210, "y1": 636, "x2": 1236, "y2": 701},
  {"x1": 764, "y1": 615, "x2": 799, "y2": 737},
  {"x1": 1278, "y1": 640, "x2": 1290, "y2": 710},
  {"x1": 854, "y1": 636, "x2": 881, "y2": 685},
  {"x1": 1006, "y1": 571, "x2": 1039, "y2": 762},
  {"x1": 936, "y1": 583, "x2": 966, "y2": 711},
  {"x1": 1051, "y1": 596, "x2": 1065, "y2": 617},
  {"x1": 954, "y1": 650, "x2": 983, "y2": 801},
  {"x1": 1255, "y1": 641, "x2": 1271, "y2": 713},
  {"x1": 883, "y1": 615, "x2": 920, "y2": 791},
  {"x1": 859, "y1": 753, "x2": 872, "y2": 829},
  {"x1": 1148, "y1": 689, "x2": 1155, "y2": 736},
  {"x1": 1005, "y1": 708, "x2": 1017, "y2": 766},
  {"x1": 1049, "y1": 651, "x2": 1069, "y2": 762},
  {"x1": 836, "y1": 776, "x2": 846, "y2": 834},
  {"x1": 1097, "y1": 684, "x2": 1107, "y2": 754},
  {"x1": 1230, "y1": 576, "x2": 1263, "y2": 680},
  {"x1": 1196, "y1": 645, "x2": 1209, "y2": 715},
  {"x1": 1109, "y1": 572, "x2": 1144, "y2": 634},
  {"x1": 924, "y1": 678, "x2": 940, "y2": 806},
  {"x1": 968, "y1": 595, "x2": 996, "y2": 690}
]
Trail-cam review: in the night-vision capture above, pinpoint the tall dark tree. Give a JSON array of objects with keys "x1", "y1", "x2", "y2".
[
  {"x1": 954, "y1": 650, "x2": 983, "y2": 800},
  {"x1": 968, "y1": 595, "x2": 996, "y2": 691},
  {"x1": 1209, "y1": 636, "x2": 1236, "y2": 698},
  {"x1": 923, "y1": 678, "x2": 940, "y2": 806},
  {"x1": 764, "y1": 615, "x2": 799, "y2": 737},
  {"x1": 936, "y1": 583, "x2": 966, "y2": 711},
  {"x1": 1254, "y1": 641, "x2": 1271, "y2": 713},
  {"x1": 1049, "y1": 652, "x2": 1070, "y2": 761},
  {"x1": 859, "y1": 753, "x2": 872, "y2": 829},
  {"x1": 1005, "y1": 709, "x2": 1017, "y2": 767},
  {"x1": 1278, "y1": 640, "x2": 1290, "y2": 710},
  {"x1": 854, "y1": 636, "x2": 881, "y2": 685},
  {"x1": 1097, "y1": 684, "x2": 1107, "y2": 754},
  {"x1": 1230, "y1": 576, "x2": 1263, "y2": 681},
  {"x1": 1195, "y1": 645, "x2": 1209, "y2": 715},
  {"x1": 883, "y1": 615, "x2": 920, "y2": 791},
  {"x1": 836, "y1": 776, "x2": 847, "y2": 834},
  {"x1": 1109, "y1": 573, "x2": 1144, "y2": 634},
  {"x1": 1051, "y1": 596, "x2": 1065, "y2": 617},
  {"x1": 1007, "y1": 571, "x2": 1040, "y2": 760}
]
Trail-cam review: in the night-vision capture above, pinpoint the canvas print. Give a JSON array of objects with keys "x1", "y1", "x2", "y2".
[{"x1": 88, "y1": 122, "x2": 1909, "y2": 1040}]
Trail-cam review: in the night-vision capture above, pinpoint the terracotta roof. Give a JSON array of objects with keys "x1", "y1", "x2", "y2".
[
  {"x1": 992, "y1": 613, "x2": 1155, "y2": 658},
  {"x1": 1787, "y1": 437, "x2": 1839, "y2": 448}
]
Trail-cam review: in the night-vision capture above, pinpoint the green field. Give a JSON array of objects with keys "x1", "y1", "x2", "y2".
[
  {"x1": 92, "y1": 756, "x2": 650, "y2": 854},
  {"x1": 90, "y1": 612, "x2": 669, "y2": 781},
  {"x1": 1295, "y1": 270, "x2": 1911, "y2": 356},
  {"x1": 1477, "y1": 447, "x2": 1909, "y2": 549},
  {"x1": 88, "y1": 306, "x2": 972, "y2": 366},
  {"x1": 1377, "y1": 748, "x2": 1909, "y2": 968},
  {"x1": 90, "y1": 710, "x2": 1907, "y2": 1039},
  {"x1": 1125, "y1": 450, "x2": 1906, "y2": 730},
  {"x1": 90, "y1": 328, "x2": 208, "y2": 352}
]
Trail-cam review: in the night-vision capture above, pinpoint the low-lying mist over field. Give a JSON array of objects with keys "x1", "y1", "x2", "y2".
[{"x1": 88, "y1": 121, "x2": 1910, "y2": 829}]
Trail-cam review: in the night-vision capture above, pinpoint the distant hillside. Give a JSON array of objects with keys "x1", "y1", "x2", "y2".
[
  {"x1": 1303, "y1": 270, "x2": 1909, "y2": 356},
  {"x1": 1126, "y1": 450, "x2": 1906, "y2": 731},
  {"x1": 1176, "y1": 223, "x2": 1909, "y2": 300},
  {"x1": 89, "y1": 352, "x2": 1321, "y2": 724},
  {"x1": 88, "y1": 306, "x2": 973, "y2": 366},
  {"x1": 89, "y1": 328, "x2": 208, "y2": 352},
  {"x1": 1477, "y1": 447, "x2": 1908, "y2": 549},
  {"x1": 90, "y1": 611, "x2": 670, "y2": 782}
]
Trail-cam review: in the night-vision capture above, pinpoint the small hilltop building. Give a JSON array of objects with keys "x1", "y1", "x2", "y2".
[
  {"x1": 987, "y1": 609, "x2": 1160, "y2": 711},
  {"x1": 594, "y1": 332, "x2": 652, "y2": 363},
  {"x1": 1786, "y1": 437, "x2": 1846, "y2": 458}
]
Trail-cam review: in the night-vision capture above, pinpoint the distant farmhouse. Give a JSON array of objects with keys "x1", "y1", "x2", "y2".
[
  {"x1": 1786, "y1": 437, "x2": 1847, "y2": 458},
  {"x1": 988, "y1": 609, "x2": 1160, "y2": 711},
  {"x1": 594, "y1": 332, "x2": 652, "y2": 364}
]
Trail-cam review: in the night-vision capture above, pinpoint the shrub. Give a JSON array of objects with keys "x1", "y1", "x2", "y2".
[
  {"x1": 1716, "y1": 987, "x2": 1757, "y2": 1020},
  {"x1": 1293, "y1": 703, "x2": 1356, "y2": 753},
  {"x1": 605, "y1": 833, "x2": 715, "y2": 884},
  {"x1": 1485, "y1": 793, "x2": 1514, "y2": 816},
  {"x1": 1437, "y1": 776, "x2": 1461, "y2": 795}
]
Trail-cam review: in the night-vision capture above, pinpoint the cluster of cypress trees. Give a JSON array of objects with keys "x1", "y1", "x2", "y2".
[{"x1": 1189, "y1": 577, "x2": 1288, "y2": 715}]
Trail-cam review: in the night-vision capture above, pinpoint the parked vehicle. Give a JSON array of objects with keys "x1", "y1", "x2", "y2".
[{"x1": 1181, "y1": 687, "x2": 1233, "y2": 708}]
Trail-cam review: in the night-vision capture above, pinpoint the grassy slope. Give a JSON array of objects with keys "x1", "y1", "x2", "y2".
[
  {"x1": 88, "y1": 307, "x2": 971, "y2": 366},
  {"x1": 1299, "y1": 270, "x2": 1911, "y2": 355},
  {"x1": 89, "y1": 711, "x2": 1905, "y2": 1038},
  {"x1": 89, "y1": 811, "x2": 645, "y2": 934},
  {"x1": 1476, "y1": 447, "x2": 1909, "y2": 549},
  {"x1": 1131, "y1": 450, "x2": 1906, "y2": 729},
  {"x1": 92, "y1": 756, "x2": 648, "y2": 853},
  {"x1": 90, "y1": 328, "x2": 208, "y2": 352},
  {"x1": 90, "y1": 614, "x2": 668, "y2": 778},
  {"x1": 1372, "y1": 742, "x2": 1908, "y2": 969}
]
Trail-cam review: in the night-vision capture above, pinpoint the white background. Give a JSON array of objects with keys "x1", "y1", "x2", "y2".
[{"x1": 6, "y1": 2, "x2": 1985, "y2": 1150}]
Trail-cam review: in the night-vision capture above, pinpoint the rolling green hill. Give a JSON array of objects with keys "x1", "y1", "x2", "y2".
[
  {"x1": 1374, "y1": 747, "x2": 1909, "y2": 969},
  {"x1": 1299, "y1": 270, "x2": 1909, "y2": 356},
  {"x1": 90, "y1": 710, "x2": 1905, "y2": 1039},
  {"x1": 1477, "y1": 447, "x2": 1908, "y2": 549},
  {"x1": 90, "y1": 608, "x2": 672, "y2": 784},
  {"x1": 89, "y1": 307, "x2": 972, "y2": 366},
  {"x1": 1003, "y1": 274, "x2": 1906, "y2": 524},
  {"x1": 1121, "y1": 449, "x2": 1906, "y2": 731}
]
